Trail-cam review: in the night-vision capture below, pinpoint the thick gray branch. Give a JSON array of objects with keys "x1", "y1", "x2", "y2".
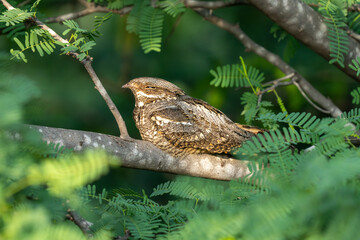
[
  {"x1": 184, "y1": 0, "x2": 249, "y2": 9},
  {"x1": 196, "y1": 10, "x2": 342, "y2": 117},
  {"x1": 248, "y1": 0, "x2": 360, "y2": 81},
  {"x1": 29, "y1": 125, "x2": 250, "y2": 181}
]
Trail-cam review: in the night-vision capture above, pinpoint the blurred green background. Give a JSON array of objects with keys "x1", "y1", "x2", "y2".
[{"x1": 0, "y1": 0, "x2": 357, "y2": 192}]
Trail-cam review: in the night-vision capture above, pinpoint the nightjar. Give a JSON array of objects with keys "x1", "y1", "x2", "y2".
[{"x1": 122, "y1": 77, "x2": 262, "y2": 157}]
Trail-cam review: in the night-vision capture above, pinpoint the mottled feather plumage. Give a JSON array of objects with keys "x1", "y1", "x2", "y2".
[{"x1": 123, "y1": 77, "x2": 261, "y2": 157}]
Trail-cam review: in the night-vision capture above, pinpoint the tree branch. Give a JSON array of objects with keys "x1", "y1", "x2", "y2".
[
  {"x1": 29, "y1": 125, "x2": 251, "y2": 181},
  {"x1": 257, "y1": 76, "x2": 294, "y2": 106},
  {"x1": 46, "y1": 5, "x2": 133, "y2": 23},
  {"x1": 1, "y1": 0, "x2": 131, "y2": 139},
  {"x1": 183, "y1": 0, "x2": 249, "y2": 9},
  {"x1": 0, "y1": 0, "x2": 13, "y2": 9},
  {"x1": 262, "y1": 73, "x2": 295, "y2": 87},
  {"x1": 292, "y1": 80, "x2": 330, "y2": 114},
  {"x1": 195, "y1": 9, "x2": 343, "y2": 117},
  {"x1": 66, "y1": 210, "x2": 93, "y2": 237},
  {"x1": 347, "y1": 29, "x2": 360, "y2": 43},
  {"x1": 349, "y1": 4, "x2": 360, "y2": 12},
  {"x1": 247, "y1": 0, "x2": 360, "y2": 81},
  {"x1": 82, "y1": 60, "x2": 131, "y2": 139}
]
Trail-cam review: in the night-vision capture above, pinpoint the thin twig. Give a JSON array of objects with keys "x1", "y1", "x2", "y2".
[
  {"x1": 262, "y1": 73, "x2": 295, "y2": 86},
  {"x1": 44, "y1": 0, "x2": 247, "y2": 23},
  {"x1": 83, "y1": 60, "x2": 131, "y2": 139},
  {"x1": 257, "y1": 81, "x2": 293, "y2": 106},
  {"x1": 195, "y1": 9, "x2": 342, "y2": 117},
  {"x1": 46, "y1": 5, "x2": 133, "y2": 23},
  {"x1": 257, "y1": 73, "x2": 295, "y2": 105},
  {"x1": 292, "y1": 80, "x2": 330, "y2": 114},
  {"x1": 1, "y1": 0, "x2": 131, "y2": 139}
]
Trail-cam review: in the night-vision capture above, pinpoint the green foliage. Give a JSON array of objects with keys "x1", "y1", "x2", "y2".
[
  {"x1": 341, "y1": 108, "x2": 360, "y2": 126},
  {"x1": 126, "y1": 0, "x2": 145, "y2": 34},
  {"x1": 301, "y1": 0, "x2": 318, "y2": 4},
  {"x1": 92, "y1": 12, "x2": 113, "y2": 38},
  {"x1": 0, "y1": 8, "x2": 34, "y2": 26},
  {"x1": 349, "y1": 56, "x2": 360, "y2": 76},
  {"x1": 107, "y1": 0, "x2": 127, "y2": 9},
  {"x1": 58, "y1": 19, "x2": 100, "y2": 61},
  {"x1": 30, "y1": 0, "x2": 42, "y2": 11},
  {"x1": 270, "y1": 24, "x2": 288, "y2": 42},
  {"x1": 159, "y1": 0, "x2": 186, "y2": 17},
  {"x1": 10, "y1": 29, "x2": 56, "y2": 62},
  {"x1": 62, "y1": 13, "x2": 113, "y2": 41},
  {"x1": 210, "y1": 64, "x2": 265, "y2": 88},
  {"x1": 153, "y1": 91, "x2": 360, "y2": 240},
  {"x1": 126, "y1": 2, "x2": 165, "y2": 53},
  {"x1": 318, "y1": 0, "x2": 349, "y2": 67},
  {"x1": 79, "y1": 184, "x2": 187, "y2": 239},
  {"x1": 139, "y1": 7, "x2": 164, "y2": 53},
  {"x1": 0, "y1": 22, "x2": 26, "y2": 39},
  {"x1": 240, "y1": 92, "x2": 275, "y2": 128},
  {"x1": 350, "y1": 87, "x2": 360, "y2": 104},
  {"x1": 0, "y1": 7, "x2": 112, "y2": 62},
  {"x1": 258, "y1": 111, "x2": 321, "y2": 130},
  {"x1": 211, "y1": 57, "x2": 285, "y2": 129},
  {"x1": 0, "y1": 69, "x2": 119, "y2": 239}
]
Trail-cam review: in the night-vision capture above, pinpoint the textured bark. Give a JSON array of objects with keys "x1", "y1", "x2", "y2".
[
  {"x1": 249, "y1": 0, "x2": 360, "y2": 81},
  {"x1": 29, "y1": 125, "x2": 250, "y2": 181}
]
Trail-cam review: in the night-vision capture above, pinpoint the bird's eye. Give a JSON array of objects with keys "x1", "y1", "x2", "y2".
[{"x1": 145, "y1": 86, "x2": 155, "y2": 89}]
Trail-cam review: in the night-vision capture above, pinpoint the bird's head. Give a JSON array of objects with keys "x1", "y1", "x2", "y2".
[{"x1": 122, "y1": 77, "x2": 185, "y2": 106}]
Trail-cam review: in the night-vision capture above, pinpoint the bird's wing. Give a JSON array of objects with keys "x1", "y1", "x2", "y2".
[{"x1": 149, "y1": 97, "x2": 254, "y2": 153}]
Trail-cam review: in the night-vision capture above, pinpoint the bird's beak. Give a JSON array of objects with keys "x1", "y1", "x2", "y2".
[{"x1": 122, "y1": 83, "x2": 130, "y2": 89}]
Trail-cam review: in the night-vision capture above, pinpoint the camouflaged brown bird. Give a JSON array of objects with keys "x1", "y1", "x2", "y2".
[{"x1": 123, "y1": 77, "x2": 263, "y2": 157}]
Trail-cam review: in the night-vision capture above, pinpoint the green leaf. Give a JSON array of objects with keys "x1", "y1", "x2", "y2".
[
  {"x1": 350, "y1": 87, "x2": 360, "y2": 105},
  {"x1": 61, "y1": 46, "x2": 78, "y2": 52},
  {"x1": 13, "y1": 37, "x2": 25, "y2": 50},
  {"x1": 35, "y1": 42, "x2": 44, "y2": 56},
  {"x1": 62, "y1": 28, "x2": 72, "y2": 36},
  {"x1": 44, "y1": 41, "x2": 54, "y2": 53},
  {"x1": 126, "y1": 0, "x2": 145, "y2": 35},
  {"x1": 24, "y1": 32, "x2": 30, "y2": 48},
  {"x1": 210, "y1": 63, "x2": 265, "y2": 88},
  {"x1": 30, "y1": 30, "x2": 37, "y2": 52},
  {"x1": 19, "y1": 51, "x2": 27, "y2": 63},
  {"x1": 319, "y1": 0, "x2": 349, "y2": 67},
  {"x1": 139, "y1": 7, "x2": 164, "y2": 53},
  {"x1": 78, "y1": 53, "x2": 86, "y2": 61},
  {"x1": 159, "y1": 0, "x2": 186, "y2": 17},
  {"x1": 80, "y1": 41, "x2": 96, "y2": 52},
  {"x1": 40, "y1": 41, "x2": 51, "y2": 55}
]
